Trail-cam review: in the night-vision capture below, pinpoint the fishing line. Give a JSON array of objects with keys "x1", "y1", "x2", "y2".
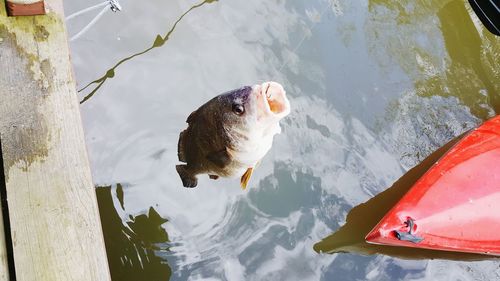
[
  {"x1": 69, "y1": 6, "x2": 109, "y2": 41},
  {"x1": 273, "y1": 1, "x2": 332, "y2": 79},
  {"x1": 67, "y1": 0, "x2": 123, "y2": 42},
  {"x1": 65, "y1": 1, "x2": 109, "y2": 20}
]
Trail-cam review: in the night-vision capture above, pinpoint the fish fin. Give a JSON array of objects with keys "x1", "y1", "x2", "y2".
[
  {"x1": 240, "y1": 167, "x2": 254, "y2": 190},
  {"x1": 178, "y1": 130, "x2": 187, "y2": 162},
  {"x1": 209, "y1": 175, "x2": 219, "y2": 180},
  {"x1": 176, "y1": 165, "x2": 198, "y2": 188},
  {"x1": 206, "y1": 148, "x2": 231, "y2": 168}
]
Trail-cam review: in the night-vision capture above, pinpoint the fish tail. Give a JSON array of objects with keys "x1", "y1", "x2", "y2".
[{"x1": 176, "y1": 165, "x2": 198, "y2": 188}]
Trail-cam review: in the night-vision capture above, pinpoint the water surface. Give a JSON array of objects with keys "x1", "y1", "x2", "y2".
[{"x1": 66, "y1": 0, "x2": 499, "y2": 280}]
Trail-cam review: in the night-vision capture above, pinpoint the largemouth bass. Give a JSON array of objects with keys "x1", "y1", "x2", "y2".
[{"x1": 176, "y1": 81, "x2": 291, "y2": 188}]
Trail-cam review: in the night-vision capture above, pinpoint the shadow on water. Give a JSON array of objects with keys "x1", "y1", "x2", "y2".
[
  {"x1": 96, "y1": 184, "x2": 172, "y2": 281},
  {"x1": 79, "y1": 0, "x2": 218, "y2": 104},
  {"x1": 313, "y1": 132, "x2": 499, "y2": 261}
]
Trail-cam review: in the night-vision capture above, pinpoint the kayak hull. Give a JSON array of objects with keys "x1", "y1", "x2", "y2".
[{"x1": 365, "y1": 116, "x2": 500, "y2": 256}]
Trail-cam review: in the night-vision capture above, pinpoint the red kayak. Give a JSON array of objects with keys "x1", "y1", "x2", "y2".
[{"x1": 366, "y1": 115, "x2": 500, "y2": 256}]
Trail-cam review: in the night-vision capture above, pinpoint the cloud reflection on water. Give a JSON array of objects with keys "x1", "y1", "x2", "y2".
[{"x1": 66, "y1": 0, "x2": 498, "y2": 280}]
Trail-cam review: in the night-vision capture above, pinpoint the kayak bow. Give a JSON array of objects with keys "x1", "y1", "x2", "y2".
[{"x1": 366, "y1": 115, "x2": 500, "y2": 256}]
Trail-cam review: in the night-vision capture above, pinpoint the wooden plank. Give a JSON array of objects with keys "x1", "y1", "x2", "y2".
[
  {"x1": 0, "y1": 150, "x2": 8, "y2": 281},
  {"x1": 0, "y1": 0, "x2": 111, "y2": 280},
  {"x1": 0, "y1": 221, "x2": 7, "y2": 281}
]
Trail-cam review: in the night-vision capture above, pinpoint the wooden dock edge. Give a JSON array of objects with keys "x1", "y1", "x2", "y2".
[{"x1": 0, "y1": 0, "x2": 111, "y2": 280}]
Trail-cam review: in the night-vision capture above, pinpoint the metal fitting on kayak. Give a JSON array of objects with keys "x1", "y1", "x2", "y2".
[{"x1": 394, "y1": 218, "x2": 423, "y2": 243}]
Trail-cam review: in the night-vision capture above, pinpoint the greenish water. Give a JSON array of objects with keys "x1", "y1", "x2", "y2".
[
  {"x1": 66, "y1": 0, "x2": 499, "y2": 280},
  {"x1": 96, "y1": 184, "x2": 172, "y2": 281}
]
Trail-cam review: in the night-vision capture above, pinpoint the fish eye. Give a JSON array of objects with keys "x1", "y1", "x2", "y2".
[{"x1": 232, "y1": 104, "x2": 245, "y2": 115}]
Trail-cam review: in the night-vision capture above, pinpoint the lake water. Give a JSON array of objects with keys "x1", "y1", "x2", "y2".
[{"x1": 65, "y1": 0, "x2": 499, "y2": 280}]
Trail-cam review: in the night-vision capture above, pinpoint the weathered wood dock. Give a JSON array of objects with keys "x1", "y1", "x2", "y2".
[{"x1": 0, "y1": 0, "x2": 111, "y2": 280}]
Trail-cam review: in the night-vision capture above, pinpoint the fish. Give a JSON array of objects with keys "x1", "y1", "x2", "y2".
[{"x1": 176, "y1": 81, "x2": 291, "y2": 189}]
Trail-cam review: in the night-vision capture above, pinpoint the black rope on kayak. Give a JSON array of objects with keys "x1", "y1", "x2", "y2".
[{"x1": 394, "y1": 218, "x2": 424, "y2": 243}]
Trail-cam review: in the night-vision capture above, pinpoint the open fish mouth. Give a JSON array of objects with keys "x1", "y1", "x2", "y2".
[{"x1": 257, "y1": 81, "x2": 290, "y2": 119}]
